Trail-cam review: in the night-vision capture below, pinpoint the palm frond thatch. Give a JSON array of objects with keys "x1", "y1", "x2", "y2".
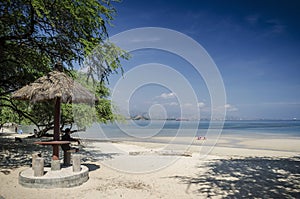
[{"x1": 12, "y1": 71, "x2": 95, "y2": 103}]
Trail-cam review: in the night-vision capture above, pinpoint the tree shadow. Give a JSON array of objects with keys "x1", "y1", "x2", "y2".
[
  {"x1": 172, "y1": 156, "x2": 300, "y2": 198},
  {"x1": 0, "y1": 137, "x2": 118, "y2": 170},
  {"x1": 0, "y1": 137, "x2": 49, "y2": 169},
  {"x1": 82, "y1": 163, "x2": 100, "y2": 172},
  {"x1": 80, "y1": 149, "x2": 119, "y2": 162},
  {"x1": 0, "y1": 133, "x2": 17, "y2": 137}
]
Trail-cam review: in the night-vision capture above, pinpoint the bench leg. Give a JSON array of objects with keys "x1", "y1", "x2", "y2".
[
  {"x1": 72, "y1": 154, "x2": 81, "y2": 172},
  {"x1": 34, "y1": 157, "x2": 44, "y2": 177},
  {"x1": 32, "y1": 153, "x2": 41, "y2": 170},
  {"x1": 51, "y1": 159, "x2": 61, "y2": 170}
]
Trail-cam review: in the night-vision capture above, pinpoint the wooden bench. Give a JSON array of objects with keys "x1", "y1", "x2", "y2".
[
  {"x1": 34, "y1": 140, "x2": 71, "y2": 170},
  {"x1": 63, "y1": 149, "x2": 77, "y2": 166},
  {"x1": 34, "y1": 140, "x2": 81, "y2": 171}
]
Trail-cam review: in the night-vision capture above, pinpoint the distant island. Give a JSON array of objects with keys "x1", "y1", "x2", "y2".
[
  {"x1": 175, "y1": 118, "x2": 189, "y2": 121},
  {"x1": 128, "y1": 113, "x2": 299, "y2": 121},
  {"x1": 130, "y1": 115, "x2": 149, "y2": 120}
]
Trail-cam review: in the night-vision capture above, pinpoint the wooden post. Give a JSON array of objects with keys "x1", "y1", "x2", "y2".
[
  {"x1": 72, "y1": 154, "x2": 81, "y2": 172},
  {"x1": 53, "y1": 97, "x2": 61, "y2": 160},
  {"x1": 34, "y1": 157, "x2": 44, "y2": 177}
]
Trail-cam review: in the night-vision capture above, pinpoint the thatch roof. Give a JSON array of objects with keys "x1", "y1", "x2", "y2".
[{"x1": 12, "y1": 71, "x2": 95, "y2": 103}]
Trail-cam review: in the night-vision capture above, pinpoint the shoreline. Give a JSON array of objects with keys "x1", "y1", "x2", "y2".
[
  {"x1": 2, "y1": 129, "x2": 300, "y2": 156},
  {"x1": 81, "y1": 134, "x2": 300, "y2": 153},
  {"x1": 1, "y1": 128, "x2": 299, "y2": 158}
]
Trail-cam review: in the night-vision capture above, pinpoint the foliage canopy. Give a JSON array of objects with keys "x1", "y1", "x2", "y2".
[{"x1": 0, "y1": 0, "x2": 128, "y2": 134}]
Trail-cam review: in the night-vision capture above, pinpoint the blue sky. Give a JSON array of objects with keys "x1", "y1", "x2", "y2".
[{"x1": 103, "y1": 0, "x2": 300, "y2": 120}]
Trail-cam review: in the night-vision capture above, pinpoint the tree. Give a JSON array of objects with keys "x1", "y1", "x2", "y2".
[{"x1": 0, "y1": 0, "x2": 128, "y2": 134}]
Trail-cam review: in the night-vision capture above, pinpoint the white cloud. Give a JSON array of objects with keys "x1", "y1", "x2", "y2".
[
  {"x1": 165, "y1": 102, "x2": 179, "y2": 106},
  {"x1": 262, "y1": 102, "x2": 300, "y2": 106},
  {"x1": 245, "y1": 14, "x2": 260, "y2": 25},
  {"x1": 183, "y1": 103, "x2": 193, "y2": 107},
  {"x1": 266, "y1": 19, "x2": 286, "y2": 34},
  {"x1": 157, "y1": 92, "x2": 177, "y2": 99},
  {"x1": 197, "y1": 102, "x2": 205, "y2": 108},
  {"x1": 225, "y1": 104, "x2": 238, "y2": 112}
]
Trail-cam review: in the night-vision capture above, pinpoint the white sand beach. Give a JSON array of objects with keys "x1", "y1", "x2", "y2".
[{"x1": 0, "y1": 128, "x2": 299, "y2": 198}]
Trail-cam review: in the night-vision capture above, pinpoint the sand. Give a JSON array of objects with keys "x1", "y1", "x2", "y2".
[{"x1": 0, "y1": 128, "x2": 299, "y2": 198}]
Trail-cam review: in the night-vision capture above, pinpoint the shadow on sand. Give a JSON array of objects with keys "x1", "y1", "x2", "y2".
[
  {"x1": 82, "y1": 163, "x2": 100, "y2": 172},
  {"x1": 0, "y1": 137, "x2": 117, "y2": 173},
  {"x1": 172, "y1": 156, "x2": 300, "y2": 198}
]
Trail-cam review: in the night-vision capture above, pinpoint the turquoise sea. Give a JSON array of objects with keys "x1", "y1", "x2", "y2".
[{"x1": 76, "y1": 120, "x2": 300, "y2": 141}]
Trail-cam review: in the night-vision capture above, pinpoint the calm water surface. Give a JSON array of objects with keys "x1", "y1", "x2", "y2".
[{"x1": 76, "y1": 120, "x2": 300, "y2": 140}]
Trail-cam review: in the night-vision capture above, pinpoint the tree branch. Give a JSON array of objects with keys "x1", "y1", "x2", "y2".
[{"x1": 0, "y1": 3, "x2": 35, "y2": 42}]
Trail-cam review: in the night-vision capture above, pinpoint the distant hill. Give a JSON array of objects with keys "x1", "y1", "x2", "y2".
[{"x1": 131, "y1": 115, "x2": 149, "y2": 120}]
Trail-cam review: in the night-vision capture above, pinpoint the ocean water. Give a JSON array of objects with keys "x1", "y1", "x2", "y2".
[{"x1": 76, "y1": 120, "x2": 300, "y2": 141}]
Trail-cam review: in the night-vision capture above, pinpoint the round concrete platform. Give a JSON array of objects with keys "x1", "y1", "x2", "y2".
[{"x1": 19, "y1": 166, "x2": 89, "y2": 188}]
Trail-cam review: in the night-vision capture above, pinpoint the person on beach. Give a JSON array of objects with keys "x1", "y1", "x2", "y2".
[
  {"x1": 18, "y1": 129, "x2": 23, "y2": 134},
  {"x1": 197, "y1": 136, "x2": 206, "y2": 140},
  {"x1": 61, "y1": 128, "x2": 80, "y2": 152},
  {"x1": 33, "y1": 129, "x2": 38, "y2": 137}
]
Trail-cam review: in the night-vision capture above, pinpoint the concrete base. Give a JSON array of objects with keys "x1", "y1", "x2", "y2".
[
  {"x1": 19, "y1": 166, "x2": 89, "y2": 188},
  {"x1": 51, "y1": 160, "x2": 61, "y2": 171}
]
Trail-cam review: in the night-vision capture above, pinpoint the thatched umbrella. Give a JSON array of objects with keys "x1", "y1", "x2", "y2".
[{"x1": 12, "y1": 64, "x2": 95, "y2": 160}]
